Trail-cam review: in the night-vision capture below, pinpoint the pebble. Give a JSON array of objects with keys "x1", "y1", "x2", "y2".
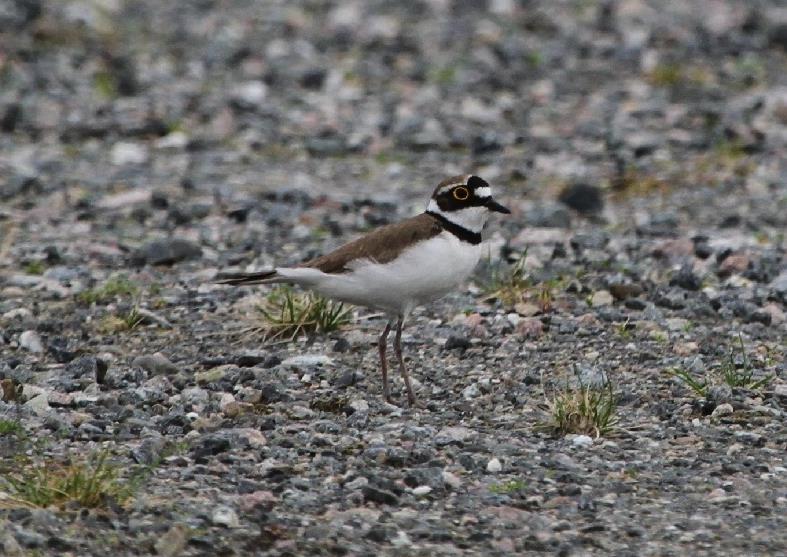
[
  {"x1": 486, "y1": 457, "x2": 502, "y2": 473},
  {"x1": 19, "y1": 330, "x2": 44, "y2": 353},
  {"x1": 110, "y1": 141, "x2": 148, "y2": 165},
  {"x1": 24, "y1": 393, "x2": 50, "y2": 416},
  {"x1": 154, "y1": 524, "x2": 188, "y2": 557},
  {"x1": 558, "y1": 183, "x2": 604, "y2": 214},
  {"x1": 230, "y1": 80, "x2": 267, "y2": 108},
  {"x1": 516, "y1": 318, "x2": 544, "y2": 338},
  {"x1": 711, "y1": 403, "x2": 734, "y2": 418},
  {"x1": 435, "y1": 426, "x2": 473, "y2": 446},
  {"x1": 211, "y1": 506, "x2": 240, "y2": 528},
  {"x1": 571, "y1": 435, "x2": 594, "y2": 448},
  {"x1": 132, "y1": 353, "x2": 179, "y2": 375},
  {"x1": 131, "y1": 238, "x2": 202, "y2": 266},
  {"x1": 195, "y1": 366, "x2": 228, "y2": 384},
  {"x1": 590, "y1": 290, "x2": 614, "y2": 307},
  {"x1": 281, "y1": 354, "x2": 333, "y2": 367}
]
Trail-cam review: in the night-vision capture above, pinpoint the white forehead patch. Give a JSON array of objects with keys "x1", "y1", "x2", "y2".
[{"x1": 475, "y1": 186, "x2": 491, "y2": 198}]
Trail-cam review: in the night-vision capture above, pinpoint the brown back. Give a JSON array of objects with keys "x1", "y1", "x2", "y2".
[{"x1": 302, "y1": 213, "x2": 443, "y2": 274}]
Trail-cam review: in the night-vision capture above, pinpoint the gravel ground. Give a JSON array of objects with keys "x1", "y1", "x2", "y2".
[{"x1": 1, "y1": 0, "x2": 786, "y2": 555}]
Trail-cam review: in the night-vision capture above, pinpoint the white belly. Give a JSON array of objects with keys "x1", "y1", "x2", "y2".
[{"x1": 278, "y1": 233, "x2": 482, "y2": 316}]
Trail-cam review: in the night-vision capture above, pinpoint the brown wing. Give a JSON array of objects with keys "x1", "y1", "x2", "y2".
[{"x1": 302, "y1": 213, "x2": 443, "y2": 274}]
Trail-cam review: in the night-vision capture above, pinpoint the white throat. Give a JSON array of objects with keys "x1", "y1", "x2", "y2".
[{"x1": 426, "y1": 199, "x2": 488, "y2": 233}]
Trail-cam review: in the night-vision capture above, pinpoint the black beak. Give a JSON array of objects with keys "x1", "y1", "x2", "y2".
[{"x1": 485, "y1": 198, "x2": 511, "y2": 214}]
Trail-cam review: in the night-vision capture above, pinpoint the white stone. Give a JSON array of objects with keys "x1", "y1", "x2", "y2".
[
  {"x1": 412, "y1": 485, "x2": 432, "y2": 496},
  {"x1": 19, "y1": 330, "x2": 44, "y2": 353},
  {"x1": 2, "y1": 308, "x2": 32, "y2": 321},
  {"x1": 711, "y1": 403, "x2": 734, "y2": 418},
  {"x1": 486, "y1": 457, "x2": 502, "y2": 473},
  {"x1": 156, "y1": 131, "x2": 189, "y2": 149},
  {"x1": 281, "y1": 354, "x2": 333, "y2": 367},
  {"x1": 571, "y1": 434, "x2": 594, "y2": 448},
  {"x1": 442, "y1": 470, "x2": 462, "y2": 489},
  {"x1": 590, "y1": 290, "x2": 614, "y2": 307},
  {"x1": 211, "y1": 506, "x2": 240, "y2": 528},
  {"x1": 232, "y1": 81, "x2": 267, "y2": 106},
  {"x1": 391, "y1": 530, "x2": 412, "y2": 548},
  {"x1": 110, "y1": 141, "x2": 148, "y2": 165}
]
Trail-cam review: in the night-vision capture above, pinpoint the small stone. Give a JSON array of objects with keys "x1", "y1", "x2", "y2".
[
  {"x1": 131, "y1": 238, "x2": 202, "y2": 266},
  {"x1": 444, "y1": 335, "x2": 470, "y2": 350},
  {"x1": 132, "y1": 353, "x2": 179, "y2": 375},
  {"x1": 514, "y1": 302, "x2": 540, "y2": 317},
  {"x1": 281, "y1": 354, "x2": 333, "y2": 367},
  {"x1": 19, "y1": 330, "x2": 44, "y2": 353},
  {"x1": 230, "y1": 80, "x2": 267, "y2": 108},
  {"x1": 391, "y1": 530, "x2": 412, "y2": 548},
  {"x1": 673, "y1": 342, "x2": 699, "y2": 356},
  {"x1": 154, "y1": 524, "x2": 188, "y2": 557},
  {"x1": 332, "y1": 337, "x2": 351, "y2": 353},
  {"x1": 707, "y1": 385, "x2": 732, "y2": 405},
  {"x1": 195, "y1": 366, "x2": 228, "y2": 384},
  {"x1": 760, "y1": 303, "x2": 785, "y2": 325},
  {"x1": 590, "y1": 290, "x2": 614, "y2": 307},
  {"x1": 24, "y1": 393, "x2": 50, "y2": 416},
  {"x1": 652, "y1": 238, "x2": 694, "y2": 259},
  {"x1": 441, "y1": 471, "x2": 462, "y2": 489},
  {"x1": 66, "y1": 356, "x2": 108, "y2": 383},
  {"x1": 486, "y1": 457, "x2": 502, "y2": 473},
  {"x1": 671, "y1": 264, "x2": 702, "y2": 291},
  {"x1": 349, "y1": 399, "x2": 369, "y2": 414},
  {"x1": 718, "y1": 253, "x2": 750, "y2": 276},
  {"x1": 711, "y1": 403, "x2": 734, "y2": 418},
  {"x1": 110, "y1": 141, "x2": 148, "y2": 165},
  {"x1": 571, "y1": 435, "x2": 594, "y2": 448},
  {"x1": 558, "y1": 183, "x2": 604, "y2": 214},
  {"x1": 516, "y1": 318, "x2": 544, "y2": 338},
  {"x1": 462, "y1": 383, "x2": 480, "y2": 399},
  {"x1": 412, "y1": 485, "x2": 432, "y2": 496},
  {"x1": 211, "y1": 506, "x2": 240, "y2": 528},
  {"x1": 333, "y1": 370, "x2": 357, "y2": 387},
  {"x1": 2, "y1": 308, "x2": 33, "y2": 321},
  {"x1": 362, "y1": 486, "x2": 399, "y2": 505},
  {"x1": 435, "y1": 426, "x2": 473, "y2": 446}
]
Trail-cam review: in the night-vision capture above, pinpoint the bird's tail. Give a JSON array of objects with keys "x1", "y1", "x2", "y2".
[{"x1": 215, "y1": 270, "x2": 281, "y2": 286}]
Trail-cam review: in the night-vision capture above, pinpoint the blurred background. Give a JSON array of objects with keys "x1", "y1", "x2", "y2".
[{"x1": 0, "y1": 0, "x2": 785, "y2": 268}]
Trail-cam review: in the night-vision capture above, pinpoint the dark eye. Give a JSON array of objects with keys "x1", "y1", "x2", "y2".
[{"x1": 452, "y1": 186, "x2": 469, "y2": 201}]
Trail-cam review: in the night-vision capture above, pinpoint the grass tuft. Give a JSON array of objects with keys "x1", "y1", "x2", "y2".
[
  {"x1": 98, "y1": 307, "x2": 145, "y2": 334},
  {"x1": 668, "y1": 334, "x2": 773, "y2": 396},
  {"x1": 23, "y1": 260, "x2": 46, "y2": 275},
  {"x1": 719, "y1": 334, "x2": 773, "y2": 390},
  {"x1": 666, "y1": 367, "x2": 708, "y2": 397},
  {"x1": 482, "y1": 253, "x2": 530, "y2": 307},
  {"x1": 539, "y1": 381, "x2": 618, "y2": 438},
  {"x1": 0, "y1": 450, "x2": 135, "y2": 509},
  {"x1": 0, "y1": 418, "x2": 23, "y2": 437},
  {"x1": 489, "y1": 479, "x2": 527, "y2": 495},
  {"x1": 258, "y1": 286, "x2": 351, "y2": 341},
  {"x1": 77, "y1": 274, "x2": 139, "y2": 305}
]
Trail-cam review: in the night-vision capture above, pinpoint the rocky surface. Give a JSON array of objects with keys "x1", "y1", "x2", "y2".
[{"x1": 1, "y1": 0, "x2": 786, "y2": 555}]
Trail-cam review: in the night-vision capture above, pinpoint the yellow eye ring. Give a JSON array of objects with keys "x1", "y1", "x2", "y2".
[{"x1": 452, "y1": 186, "x2": 470, "y2": 201}]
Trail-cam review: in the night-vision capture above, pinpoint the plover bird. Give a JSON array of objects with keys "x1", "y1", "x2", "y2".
[{"x1": 217, "y1": 175, "x2": 510, "y2": 406}]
